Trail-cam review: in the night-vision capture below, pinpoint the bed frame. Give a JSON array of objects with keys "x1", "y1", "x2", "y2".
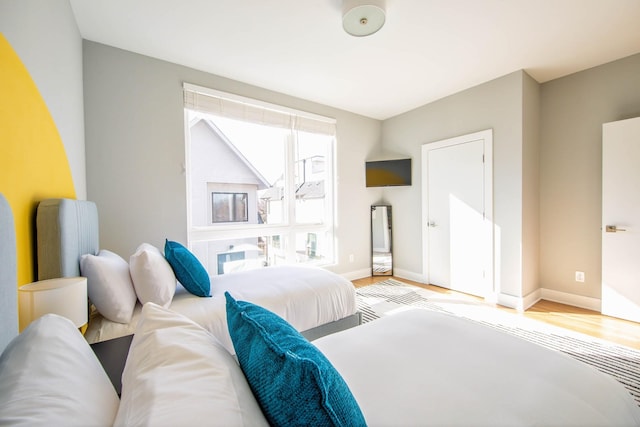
[
  {"x1": 301, "y1": 312, "x2": 361, "y2": 341},
  {"x1": 35, "y1": 198, "x2": 360, "y2": 341},
  {"x1": 0, "y1": 193, "x2": 18, "y2": 352}
]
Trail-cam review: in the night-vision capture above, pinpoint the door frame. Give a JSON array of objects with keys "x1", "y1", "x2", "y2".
[{"x1": 421, "y1": 129, "x2": 494, "y2": 299}]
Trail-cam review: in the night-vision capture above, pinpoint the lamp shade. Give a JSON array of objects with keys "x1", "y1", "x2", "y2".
[{"x1": 18, "y1": 277, "x2": 88, "y2": 331}]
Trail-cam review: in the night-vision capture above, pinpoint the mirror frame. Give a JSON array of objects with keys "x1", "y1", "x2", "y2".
[{"x1": 371, "y1": 204, "x2": 392, "y2": 276}]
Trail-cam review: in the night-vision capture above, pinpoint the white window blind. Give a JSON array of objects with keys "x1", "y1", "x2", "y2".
[{"x1": 183, "y1": 83, "x2": 336, "y2": 136}]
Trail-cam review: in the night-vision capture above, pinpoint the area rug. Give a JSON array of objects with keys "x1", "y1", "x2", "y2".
[{"x1": 356, "y1": 279, "x2": 640, "y2": 405}]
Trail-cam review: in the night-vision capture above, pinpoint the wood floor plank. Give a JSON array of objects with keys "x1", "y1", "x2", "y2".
[{"x1": 353, "y1": 276, "x2": 640, "y2": 350}]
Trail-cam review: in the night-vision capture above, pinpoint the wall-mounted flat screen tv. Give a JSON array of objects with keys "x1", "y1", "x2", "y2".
[{"x1": 366, "y1": 158, "x2": 412, "y2": 187}]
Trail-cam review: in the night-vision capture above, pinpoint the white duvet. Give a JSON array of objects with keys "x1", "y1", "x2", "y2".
[
  {"x1": 314, "y1": 309, "x2": 640, "y2": 427},
  {"x1": 85, "y1": 265, "x2": 356, "y2": 354}
]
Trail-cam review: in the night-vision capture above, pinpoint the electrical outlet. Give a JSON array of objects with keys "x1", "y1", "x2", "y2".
[
  {"x1": 349, "y1": 254, "x2": 355, "y2": 263},
  {"x1": 575, "y1": 271, "x2": 585, "y2": 282}
]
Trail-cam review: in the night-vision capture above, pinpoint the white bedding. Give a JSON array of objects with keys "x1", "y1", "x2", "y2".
[
  {"x1": 314, "y1": 309, "x2": 640, "y2": 426},
  {"x1": 85, "y1": 265, "x2": 356, "y2": 354},
  {"x1": 115, "y1": 303, "x2": 269, "y2": 427}
]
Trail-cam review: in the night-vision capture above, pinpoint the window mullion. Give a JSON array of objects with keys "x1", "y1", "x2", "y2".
[{"x1": 284, "y1": 128, "x2": 297, "y2": 262}]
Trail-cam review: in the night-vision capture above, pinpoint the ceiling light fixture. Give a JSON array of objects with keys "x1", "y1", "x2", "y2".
[{"x1": 342, "y1": 0, "x2": 386, "y2": 37}]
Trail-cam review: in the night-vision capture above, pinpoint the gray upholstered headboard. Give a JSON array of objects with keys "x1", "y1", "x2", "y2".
[
  {"x1": 36, "y1": 198, "x2": 99, "y2": 280},
  {"x1": 0, "y1": 193, "x2": 18, "y2": 352}
]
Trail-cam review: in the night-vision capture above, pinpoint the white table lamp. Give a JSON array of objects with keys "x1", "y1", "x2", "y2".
[{"x1": 18, "y1": 277, "x2": 88, "y2": 332}]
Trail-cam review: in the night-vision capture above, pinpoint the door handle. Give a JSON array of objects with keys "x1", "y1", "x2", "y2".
[
  {"x1": 605, "y1": 225, "x2": 627, "y2": 233},
  {"x1": 428, "y1": 221, "x2": 437, "y2": 228}
]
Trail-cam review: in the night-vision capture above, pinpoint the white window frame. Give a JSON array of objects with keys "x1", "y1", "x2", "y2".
[{"x1": 183, "y1": 83, "x2": 337, "y2": 269}]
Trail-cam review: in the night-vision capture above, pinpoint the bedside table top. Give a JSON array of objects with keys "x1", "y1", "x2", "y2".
[{"x1": 90, "y1": 334, "x2": 133, "y2": 396}]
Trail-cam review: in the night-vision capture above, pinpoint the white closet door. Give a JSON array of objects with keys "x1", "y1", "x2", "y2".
[{"x1": 423, "y1": 129, "x2": 492, "y2": 298}]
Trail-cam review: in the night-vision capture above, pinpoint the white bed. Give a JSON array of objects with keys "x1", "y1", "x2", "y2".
[
  {"x1": 35, "y1": 198, "x2": 360, "y2": 352},
  {"x1": 315, "y1": 309, "x2": 640, "y2": 426},
  {"x1": 85, "y1": 264, "x2": 356, "y2": 353}
]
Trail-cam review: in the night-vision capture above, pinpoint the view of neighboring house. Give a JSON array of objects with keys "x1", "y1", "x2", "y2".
[{"x1": 188, "y1": 117, "x2": 328, "y2": 275}]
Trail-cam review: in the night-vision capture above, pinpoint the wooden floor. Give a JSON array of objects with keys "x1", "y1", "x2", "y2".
[{"x1": 353, "y1": 276, "x2": 640, "y2": 350}]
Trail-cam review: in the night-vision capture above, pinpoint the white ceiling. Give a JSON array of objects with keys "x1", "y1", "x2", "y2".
[{"x1": 69, "y1": 0, "x2": 640, "y2": 120}]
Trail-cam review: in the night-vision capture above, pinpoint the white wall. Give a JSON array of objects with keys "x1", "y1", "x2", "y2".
[
  {"x1": 83, "y1": 41, "x2": 381, "y2": 276},
  {"x1": 0, "y1": 0, "x2": 86, "y2": 199}
]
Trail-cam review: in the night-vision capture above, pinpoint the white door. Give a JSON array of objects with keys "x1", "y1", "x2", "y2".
[
  {"x1": 422, "y1": 130, "x2": 493, "y2": 298},
  {"x1": 602, "y1": 117, "x2": 640, "y2": 322}
]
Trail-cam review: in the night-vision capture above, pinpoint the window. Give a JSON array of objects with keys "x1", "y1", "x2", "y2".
[
  {"x1": 212, "y1": 192, "x2": 248, "y2": 223},
  {"x1": 183, "y1": 84, "x2": 336, "y2": 276}
]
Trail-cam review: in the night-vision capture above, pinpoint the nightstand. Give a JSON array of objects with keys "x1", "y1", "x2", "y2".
[{"x1": 90, "y1": 334, "x2": 133, "y2": 396}]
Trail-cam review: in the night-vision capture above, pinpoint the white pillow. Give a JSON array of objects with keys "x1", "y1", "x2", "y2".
[
  {"x1": 0, "y1": 314, "x2": 119, "y2": 426},
  {"x1": 129, "y1": 243, "x2": 176, "y2": 307},
  {"x1": 80, "y1": 249, "x2": 137, "y2": 323},
  {"x1": 114, "y1": 303, "x2": 268, "y2": 427}
]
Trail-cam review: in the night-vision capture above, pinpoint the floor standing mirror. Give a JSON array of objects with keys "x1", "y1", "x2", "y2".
[{"x1": 371, "y1": 205, "x2": 392, "y2": 276}]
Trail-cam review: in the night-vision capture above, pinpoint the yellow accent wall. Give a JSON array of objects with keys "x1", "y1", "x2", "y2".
[{"x1": 0, "y1": 33, "x2": 76, "y2": 287}]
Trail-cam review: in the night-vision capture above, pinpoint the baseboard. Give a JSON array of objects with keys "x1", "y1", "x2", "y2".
[
  {"x1": 344, "y1": 268, "x2": 602, "y2": 313},
  {"x1": 540, "y1": 288, "x2": 601, "y2": 312},
  {"x1": 341, "y1": 268, "x2": 373, "y2": 281},
  {"x1": 493, "y1": 288, "x2": 601, "y2": 312},
  {"x1": 392, "y1": 268, "x2": 425, "y2": 284},
  {"x1": 523, "y1": 289, "x2": 543, "y2": 311},
  {"x1": 496, "y1": 289, "x2": 541, "y2": 312},
  {"x1": 341, "y1": 267, "x2": 425, "y2": 283}
]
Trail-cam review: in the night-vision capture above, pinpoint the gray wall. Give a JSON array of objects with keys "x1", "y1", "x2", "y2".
[
  {"x1": 380, "y1": 52, "x2": 640, "y2": 308},
  {"x1": 83, "y1": 41, "x2": 380, "y2": 277},
  {"x1": 0, "y1": 0, "x2": 86, "y2": 199},
  {"x1": 522, "y1": 72, "x2": 541, "y2": 299},
  {"x1": 539, "y1": 53, "x2": 640, "y2": 303},
  {"x1": 9, "y1": 0, "x2": 639, "y2": 305},
  {"x1": 381, "y1": 71, "x2": 534, "y2": 303}
]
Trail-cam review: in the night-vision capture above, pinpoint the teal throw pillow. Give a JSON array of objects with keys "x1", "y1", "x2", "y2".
[
  {"x1": 225, "y1": 292, "x2": 367, "y2": 427},
  {"x1": 164, "y1": 239, "x2": 210, "y2": 297}
]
